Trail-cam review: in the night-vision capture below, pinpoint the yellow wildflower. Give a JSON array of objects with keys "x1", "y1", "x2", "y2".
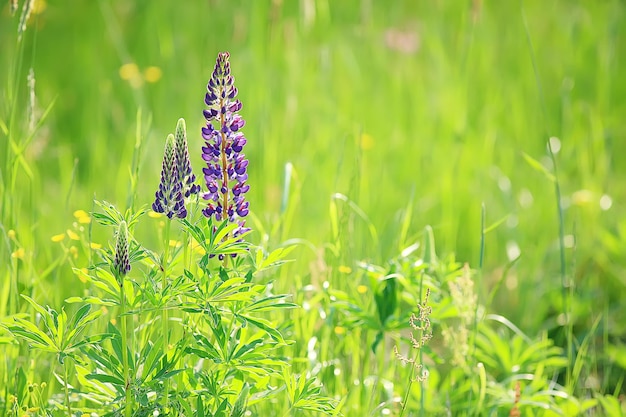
[
  {"x1": 360, "y1": 133, "x2": 374, "y2": 150},
  {"x1": 51, "y1": 233, "x2": 65, "y2": 242},
  {"x1": 144, "y1": 66, "x2": 163, "y2": 83},
  {"x1": 73, "y1": 209, "x2": 89, "y2": 219},
  {"x1": 338, "y1": 265, "x2": 352, "y2": 274}
]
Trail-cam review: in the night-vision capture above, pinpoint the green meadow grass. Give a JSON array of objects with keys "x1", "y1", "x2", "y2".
[{"x1": 1, "y1": 0, "x2": 626, "y2": 415}]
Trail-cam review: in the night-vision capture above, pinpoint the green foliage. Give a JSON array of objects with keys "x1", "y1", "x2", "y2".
[
  {"x1": 1, "y1": 1, "x2": 626, "y2": 416},
  {"x1": 5, "y1": 296, "x2": 104, "y2": 363}
]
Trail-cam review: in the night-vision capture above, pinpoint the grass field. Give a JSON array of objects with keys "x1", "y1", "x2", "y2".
[{"x1": 1, "y1": 0, "x2": 626, "y2": 415}]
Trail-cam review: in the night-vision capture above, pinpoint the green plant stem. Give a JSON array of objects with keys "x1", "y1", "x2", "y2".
[
  {"x1": 63, "y1": 358, "x2": 72, "y2": 416},
  {"x1": 162, "y1": 218, "x2": 172, "y2": 410},
  {"x1": 120, "y1": 279, "x2": 133, "y2": 417},
  {"x1": 398, "y1": 352, "x2": 417, "y2": 417},
  {"x1": 548, "y1": 141, "x2": 572, "y2": 388},
  {"x1": 399, "y1": 277, "x2": 427, "y2": 417}
]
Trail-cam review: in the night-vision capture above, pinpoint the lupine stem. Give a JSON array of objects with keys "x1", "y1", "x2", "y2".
[
  {"x1": 63, "y1": 359, "x2": 72, "y2": 416},
  {"x1": 112, "y1": 221, "x2": 132, "y2": 415},
  {"x1": 120, "y1": 278, "x2": 133, "y2": 417},
  {"x1": 162, "y1": 218, "x2": 172, "y2": 410}
]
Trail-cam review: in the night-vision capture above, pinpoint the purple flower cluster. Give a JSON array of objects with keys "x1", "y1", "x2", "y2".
[
  {"x1": 175, "y1": 118, "x2": 201, "y2": 198},
  {"x1": 152, "y1": 134, "x2": 188, "y2": 219},
  {"x1": 201, "y1": 52, "x2": 250, "y2": 237},
  {"x1": 153, "y1": 119, "x2": 200, "y2": 219}
]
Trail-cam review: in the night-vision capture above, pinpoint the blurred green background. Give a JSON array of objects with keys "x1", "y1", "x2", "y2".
[{"x1": 2, "y1": 0, "x2": 625, "y2": 348}]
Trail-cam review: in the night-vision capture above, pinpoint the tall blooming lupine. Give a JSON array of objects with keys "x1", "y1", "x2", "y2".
[
  {"x1": 174, "y1": 118, "x2": 201, "y2": 198},
  {"x1": 201, "y1": 52, "x2": 250, "y2": 238},
  {"x1": 152, "y1": 134, "x2": 188, "y2": 219}
]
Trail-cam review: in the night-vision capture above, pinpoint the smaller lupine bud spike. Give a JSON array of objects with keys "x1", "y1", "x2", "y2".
[
  {"x1": 152, "y1": 134, "x2": 187, "y2": 219},
  {"x1": 175, "y1": 118, "x2": 201, "y2": 198},
  {"x1": 112, "y1": 221, "x2": 131, "y2": 282}
]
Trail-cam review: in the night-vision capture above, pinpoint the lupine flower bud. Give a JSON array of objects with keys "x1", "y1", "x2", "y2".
[
  {"x1": 152, "y1": 134, "x2": 187, "y2": 219},
  {"x1": 201, "y1": 52, "x2": 250, "y2": 239},
  {"x1": 174, "y1": 118, "x2": 201, "y2": 198},
  {"x1": 112, "y1": 221, "x2": 131, "y2": 281}
]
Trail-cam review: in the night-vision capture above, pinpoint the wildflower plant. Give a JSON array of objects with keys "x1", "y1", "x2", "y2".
[
  {"x1": 0, "y1": 51, "x2": 339, "y2": 416},
  {"x1": 394, "y1": 289, "x2": 433, "y2": 382}
]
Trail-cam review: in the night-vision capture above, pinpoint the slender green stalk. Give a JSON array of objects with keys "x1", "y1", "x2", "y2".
[
  {"x1": 120, "y1": 280, "x2": 133, "y2": 417},
  {"x1": 63, "y1": 358, "x2": 73, "y2": 416},
  {"x1": 398, "y1": 319, "x2": 428, "y2": 417},
  {"x1": 547, "y1": 141, "x2": 572, "y2": 387},
  {"x1": 126, "y1": 108, "x2": 145, "y2": 213},
  {"x1": 469, "y1": 204, "x2": 486, "y2": 416},
  {"x1": 398, "y1": 349, "x2": 418, "y2": 417},
  {"x1": 162, "y1": 218, "x2": 172, "y2": 410},
  {"x1": 521, "y1": 0, "x2": 573, "y2": 391}
]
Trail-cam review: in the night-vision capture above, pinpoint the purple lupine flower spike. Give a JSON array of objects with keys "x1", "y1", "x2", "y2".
[
  {"x1": 202, "y1": 52, "x2": 250, "y2": 240},
  {"x1": 152, "y1": 134, "x2": 187, "y2": 219},
  {"x1": 112, "y1": 221, "x2": 131, "y2": 283},
  {"x1": 174, "y1": 118, "x2": 201, "y2": 198}
]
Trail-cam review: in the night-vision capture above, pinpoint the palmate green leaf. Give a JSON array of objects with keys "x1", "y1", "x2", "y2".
[
  {"x1": 204, "y1": 278, "x2": 255, "y2": 303},
  {"x1": 180, "y1": 218, "x2": 207, "y2": 248},
  {"x1": 189, "y1": 332, "x2": 223, "y2": 362},
  {"x1": 140, "y1": 337, "x2": 165, "y2": 381},
  {"x1": 154, "y1": 366, "x2": 185, "y2": 381},
  {"x1": 82, "y1": 345, "x2": 123, "y2": 380},
  {"x1": 91, "y1": 212, "x2": 117, "y2": 226},
  {"x1": 53, "y1": 308, "x2": 67, "y2": 348},
  {"x1": 230, "y1": 383, "x2": 249, "y2": 417},
  {"x1": 237, "y1": 314, "x2": 285, "y2": 344},
  {"x1": 14, "y1": 366, "x2": 28, "y2": 405},
  {"x1": 93, "y1": 200, "x2": 124, "y2": 226},
  {"x1": 68, "y1": 332, "x2": 113, "y2": 351},
  {"x1": 20, "y1": 295, "x2": 58, "y2": 337},
  {"x1": 212, "y1": 221, "x2": 243, "y2": 247},
  {"x1": 7, "y1": 318, "x2": 57, "y2": 352},
  {"x1": 73, "y1": 387, "x2": 115, "y2": 409},
  {"x1": 517, "y1": 338, "x2": 567, "y2": 370},
  {"x1": 215, "y1": 398, "x2": 229, "y2": 417},
  {"x1": 254, "y1": 245, "x2": 296, "y2": 272},
  {"x1": 230, "y1": 336, "x2": 262, "y2": 361},
  {"x1": 239, "y1": 294, "x2": 297, "y2": 314},
  {"x1": 72, "y1": 267, "x2": 119, "y2": 298},
  {"x1": 86, "y1": 372, "x2": 125, "y2": 387},
  {"x1": 93, "y1": 200, "x2": 149, "y2": 229},
  {"x1": 107, "y1": 323, "x2": 127, "y2": 373},
  {"x1": 65, "y1": 296, "x2": 118, "y2": 306},
  {"x1": 196, "y1": 395, "x2": 205, "y2": 417},
  {"x1": 283, "y1": 368, "x2": 339, "y2": 415},
  {"x1": 65, "y1": 306, "x2": 102, "y2": 351},
  {"x1": 69, "y1": 304, "x2": 92, "y2": 329}
]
